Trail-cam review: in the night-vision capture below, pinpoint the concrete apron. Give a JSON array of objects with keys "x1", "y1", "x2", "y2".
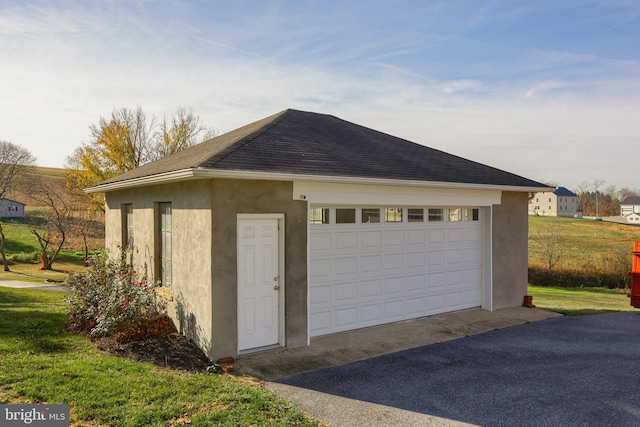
[{"x1": 235, "y1": 306, "x2": 561, "y2": 382}]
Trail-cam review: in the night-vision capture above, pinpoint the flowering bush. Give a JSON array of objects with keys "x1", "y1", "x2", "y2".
[{"x1": 66, "y1": 248, "x2": 166, "y2": 342}]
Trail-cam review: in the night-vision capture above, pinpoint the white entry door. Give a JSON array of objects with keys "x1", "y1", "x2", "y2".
[{"x1": 237, "y1": 215, "x2": 283, "y2": 352}]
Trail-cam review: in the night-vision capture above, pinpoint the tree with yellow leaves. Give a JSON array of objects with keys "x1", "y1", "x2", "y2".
[{"x1": 66, "y1": 106, "x2": 212, "y2": 211}]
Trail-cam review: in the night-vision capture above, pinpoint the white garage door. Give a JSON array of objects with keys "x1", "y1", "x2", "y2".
[{"x1": 309, "y1": 206, "x2": 483, "y2": 337}]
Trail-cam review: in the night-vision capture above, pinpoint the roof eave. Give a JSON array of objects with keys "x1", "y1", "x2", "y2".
[{"x1": 85, "y1": 168, "x2": 552, "y2": 194}]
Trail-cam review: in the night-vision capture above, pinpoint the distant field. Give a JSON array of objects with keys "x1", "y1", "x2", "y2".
[
  {"x1": 529, "y1": 216, "x2": 640, "y2": 288},
  {"x1": 25, "y1": 166, "x2": 67, "y2": 178}
]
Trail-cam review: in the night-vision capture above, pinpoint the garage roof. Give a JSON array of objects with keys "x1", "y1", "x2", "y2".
[{"x1": 89, "y1": 109, "x2": 548, "y2": 192}]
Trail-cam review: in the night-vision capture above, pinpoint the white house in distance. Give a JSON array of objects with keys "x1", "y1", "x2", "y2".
[
  {"x1": 0, "y1": 198, "x2": 26, "y2": 218},
  {"x1": 621, "y1": 197, "x2": 640, "y2": 224},
  {"x1": 529, "y1": 187, "x2": 579, "y2": 217}
]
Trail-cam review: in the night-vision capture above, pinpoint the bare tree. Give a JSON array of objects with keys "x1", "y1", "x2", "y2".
[
  {"x1": 0, "y1": 141, "x2": 36, "y2": 271},
  {"x1": 539, "y1": 221, "x2": 564, "y2": 275},
  {"x1": 23, "y1": 175, "x2": 71, "y2": 270},
  {"x1": 151, "y1": 107, "x2": 208, "y2": 161}
]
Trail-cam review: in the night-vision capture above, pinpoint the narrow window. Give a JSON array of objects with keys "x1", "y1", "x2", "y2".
[
  {"x1": 465, "y1": 208, "x2": 479, "y2": 221},
  {"x1": 121, "y1": 204, "x2": 133, "y2": 248},
  {"x1": 362, "y1": 208, "x2": 380, "y2": 223},
  {"x1": 448, "y1": 208, "x2": 463, "y2": 222},
  {"x1": 336, "y1": 208, "x2": 356, "y2": 224},
  {"x1": 385, "y1": 208, "x2": 403, "y2": 222},
  {"x1": 428, "y1": 208, "x2": 443, "y2": 222},
  {"x1": 310, "y1": 207, "x2": 330, "y2": 224},
  {"x1": 158, "y1": 202, "x2": 172, "y2": 287},
  {"x1": 408, "y1": 208, "x2": 424, "y2": 222}
]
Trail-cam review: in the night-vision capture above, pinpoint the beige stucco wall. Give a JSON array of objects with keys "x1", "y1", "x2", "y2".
[
  {"x1": 209, "y1": 179, "x2": 308, "y2": 360},
  {"x1": 492, "y1": 191, "x2": 529, "y2": 310},
  {"x1": 104, "y1": 178, "x2": 308, "y2": 361},
  {"x1": 104, "y1": 180, "x2": 214, "y2": 359}
]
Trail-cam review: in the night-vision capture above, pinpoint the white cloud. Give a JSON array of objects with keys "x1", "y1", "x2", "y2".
[{"x1": 0, "y1": 1, "x2": 639, "y2": 191}]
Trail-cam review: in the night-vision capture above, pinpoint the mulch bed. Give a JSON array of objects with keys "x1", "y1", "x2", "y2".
[
  {"x1": 95, "y1": 333, "x2": 213, "y2": 373},
  {"x1": 91, "y1": 317, "x2": 214, "y2": 373}
]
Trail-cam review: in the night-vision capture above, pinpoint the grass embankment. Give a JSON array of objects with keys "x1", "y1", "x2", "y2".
[
  {"x1": 0, "y1": 287, "x2": 321, "y2": 427},
  {"x1": 528, "y1": 285, "x2": 635, "y2": 316},
  {"x1": 528, "y1": 216, "x2": 640, "y2": 288}
]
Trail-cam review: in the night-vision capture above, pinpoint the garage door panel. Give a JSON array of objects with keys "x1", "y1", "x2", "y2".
[
  {"x1": 310, "y1": 311, "x2": 331, "y2": 335},
  {"x1": 335, "y1": 232, "x2": 357, "y2": 250},
  {"x1": 407, "y1": 252, "x2": 426, "y2": 269},
  {"x1": 428, "y1": 250, "x2": 445, "y2": 266},
  {"x1": 335, "y1": 307, "x2": 358, "y2": 329},
  {"x1": 334, "y1": 281, "x2": 358, "y2": 304},
  {"x1": 361, "y1": 255, "x2": 382, "y2": 274},
  {"x1": 383, "y1": 300, "x2": 405, "y2": 320},
  {"x1": 406, "y1": 296, "x2": 426, "y2": 315},
  {"x1": 311, "y1": 232, "x2": 332, "y2": 252},
  {"x1": 428, "y1": 294, "x2": 446, "y2": 311},
  {"x1": 309, "y1": 285, "x2": 331, "y2": 308},
  {"x1": 335, "y1": 257, "x2": 358, "y2": 276},
  {"x1": 384, "y1": 276, "x2": 404, "y2": 296},
  {"x1": 361, "y1": 231, "x2": 382, "y2": 248},
  {"x1": 360, "y1": 303, "x2": 382, "y2": 323},
  {"x1": 310, "y1": 207, "x2": 483, "y2": 337},
  {"x1": 359, "y1": 279, "x2": 382, "y2": 299},
  {"x1": 447, "y1": 228, "x2": 464, "y2": 243},
  {"x1": 407, "y1": 274, "x2": 426, "y2": 292},
  {"x1": 427, "y1": 272, "x2": 445, "y2": 290},
  {"x1": 446, "y1": 248, "x2": 464, "y2": 264},
  {"x1": 384, "y1": 253, "x2": 404, "y2": 271},
  {"x1": 408, "y1": 229, "x2": 426, "y2": 246},
  {"x1": 384, "y1": 230, "x2": 405, "y2": 247},
  {"x1": 310, "y1": 258, "x2": 331, "y2": 280},
  {"x1": 428, "y1": 229, "x2": 445, "y2": 244}
]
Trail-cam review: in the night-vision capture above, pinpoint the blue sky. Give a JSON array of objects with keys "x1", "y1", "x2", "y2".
[{"x1": 1, "y1": 0, "x2": 638, "y2": 190}]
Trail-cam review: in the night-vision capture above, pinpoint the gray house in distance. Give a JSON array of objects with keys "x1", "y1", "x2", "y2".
[
  {"x1": 0, "y1": 198, "x2": 26, "y2": 218},
  {"x1": 88, "y1": 109, "x2": 550, "y2": 361}
]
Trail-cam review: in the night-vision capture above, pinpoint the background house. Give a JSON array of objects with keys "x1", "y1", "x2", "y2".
[
  {"x1": 88, "y1": 109, "x2": 550, "y2": 361},
  {"x1": 621, "y1": 197, "x2": 640, "y2": 224},
  {"x1": 529, "y1": 187, "x2": 579, "y2": 217},
  {"x1": 0, "y1": 198, "x2": 26, "y2": 218}
]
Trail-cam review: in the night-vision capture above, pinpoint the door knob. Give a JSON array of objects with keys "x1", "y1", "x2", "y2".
[{"x1": 274, "y1": 285, "x2": 280, "y2": 291}]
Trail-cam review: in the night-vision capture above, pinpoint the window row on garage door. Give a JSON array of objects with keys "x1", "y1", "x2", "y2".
[{"x1": 309, "y1": 206, "x2": 484, "y2": 337}]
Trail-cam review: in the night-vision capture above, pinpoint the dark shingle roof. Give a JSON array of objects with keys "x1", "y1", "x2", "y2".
[
  {"x1": 95, "y1": 109, "x2": 547, "y2": 189},
  {"x1": 622, "y1": 197, "x2": 640, "y2": 205},
  {"x1": 554, "y1": 187, "x2": 577, "y2": 197}
]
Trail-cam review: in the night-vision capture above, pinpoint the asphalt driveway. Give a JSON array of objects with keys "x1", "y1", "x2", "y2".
[{"x1": 277, "y1": 312, "x2": 640, "y2": 426}]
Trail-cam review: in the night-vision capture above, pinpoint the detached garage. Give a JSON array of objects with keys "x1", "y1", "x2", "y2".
[{"x1": 88, "y1": 109, "x2": 549, "y2": 361}]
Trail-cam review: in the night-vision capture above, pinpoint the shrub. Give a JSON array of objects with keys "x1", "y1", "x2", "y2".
[{"x1": 66, "y1": 247, "x2": 166, "y2": 342}]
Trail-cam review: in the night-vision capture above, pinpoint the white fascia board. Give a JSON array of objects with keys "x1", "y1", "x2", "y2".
[
  {"x1": 294, "y1": 181, "x2": 503, "y2": 206},
  {"x1": 86, "y1": 167, "x2": 552, "y2": 195}
]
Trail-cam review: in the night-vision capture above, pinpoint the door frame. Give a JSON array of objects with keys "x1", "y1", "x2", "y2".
[{"x1": 237, "y1": 213, "x2": 286, "y2": 353}]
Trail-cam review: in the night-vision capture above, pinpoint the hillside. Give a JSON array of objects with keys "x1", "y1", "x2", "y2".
[
  {"x1": 3, "y1": 166, "x2": 105, "y2": 254},
  {"x1": 528, "y1": 216, "x2": 640, "y2": 288}
]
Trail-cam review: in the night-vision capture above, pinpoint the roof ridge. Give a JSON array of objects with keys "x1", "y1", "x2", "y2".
[{"x1": 198, "y1": 109, "x2": 293, "y2": 168}]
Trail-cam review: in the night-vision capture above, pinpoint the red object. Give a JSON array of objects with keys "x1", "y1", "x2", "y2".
[
  {"x1": 628, "y1": 242, "x2": 640, "y2": 308},
  {"x1": 523, "y1": 295, "x2": 536, "y2": 308}
]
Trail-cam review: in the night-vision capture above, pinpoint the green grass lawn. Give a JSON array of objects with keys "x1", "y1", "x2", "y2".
[
  {"x1": 0, "y1": 287, "x2": 321, "y2": 427},
  {"x1": 528, "y1": 285, "x2": 636, "y2": 316}
]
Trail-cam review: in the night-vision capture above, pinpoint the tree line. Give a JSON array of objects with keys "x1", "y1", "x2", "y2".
[
  {"x1": 573, "y1": 181, "x2": 640, "y2": 217},
  {"x1": 1, "y1": 106, "x2": 214, "y2": 270}
]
